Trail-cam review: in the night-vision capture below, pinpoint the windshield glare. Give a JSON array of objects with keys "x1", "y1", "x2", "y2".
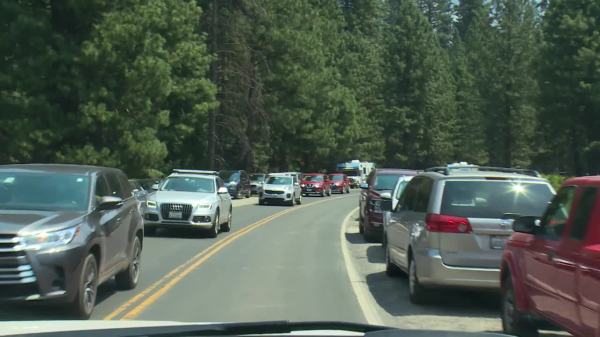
[
  {"x1": 266, "y1": 177, "x2": 292, "y2": 185},
  {"x1": 0, "y1": 172, "x2": 90, "y2": 211},
  {"x1": 161, "y1": 177, "x2": 214, "y2": 193}
]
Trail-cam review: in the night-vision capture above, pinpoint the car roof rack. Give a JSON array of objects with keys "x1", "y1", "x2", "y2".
[
  {"x1": 424, "y1": 163, "x2": 541, "y2": 177},
  {"x1": 172, "y1": 169, "x2": 219, "y2": 176}
]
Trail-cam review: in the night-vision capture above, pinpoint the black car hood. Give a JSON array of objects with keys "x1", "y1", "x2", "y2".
[{"x1": 0, "y1": 210, "x2": 87, "y2": 235}]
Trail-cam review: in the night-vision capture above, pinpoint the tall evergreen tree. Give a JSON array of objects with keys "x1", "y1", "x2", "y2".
[
  {"x1": 539, "y1": 0, "x2": 600, "y2": 175},
  {"x1": 416, "y1": 0, "x2": 454, "y2": 47}
]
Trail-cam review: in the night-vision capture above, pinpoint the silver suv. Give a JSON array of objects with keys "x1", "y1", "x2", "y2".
[
  {"x1": 143, "y1": 170, "x2": 232, "y2": 238},
  {"x1": 383, "y1": 163, "x2": 555, "y2": 304}
]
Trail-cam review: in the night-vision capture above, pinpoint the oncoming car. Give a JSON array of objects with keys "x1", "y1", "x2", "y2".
[
  {"x1": 143, "y1": 170, "x2": 232, "y2": 238},
  {"x1": 259, "y1": 174, "x2": 302, "y2": 206},
  {"x1": 0, "y1": 164, "x2": 143, "y2": 319}
]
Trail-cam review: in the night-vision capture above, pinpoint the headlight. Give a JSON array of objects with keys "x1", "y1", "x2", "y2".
[
  {"x1": 301, "y1": 184, "x2": 305, "y2": 188},
  {"x1": 146, "y1": 200, "x2": 157, "y2": 208},
  {"x1": 21, "y1": 226, "x2": 80, "y2": 251}
]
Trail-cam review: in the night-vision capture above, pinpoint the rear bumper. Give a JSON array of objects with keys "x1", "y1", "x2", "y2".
[{"x1": 415, "y1": 248, "x2": 500, "y2": 289}]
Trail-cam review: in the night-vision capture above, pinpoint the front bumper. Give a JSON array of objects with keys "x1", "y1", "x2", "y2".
[
  {"x1": 260, "y1": 192, "x2": 293, "y2": 201},
  {"x1": 0, "y1": 242, "x2": 87, "y2": 303},
  {"x1": 144, "y1": 209, "x2": 214, "y2": 230},
  {"x1": 301, "y1": 186, "x2": 324, "y2": 194},
  {"x1": 415, "y1": 248, "x2": 500, "y2": 289}
]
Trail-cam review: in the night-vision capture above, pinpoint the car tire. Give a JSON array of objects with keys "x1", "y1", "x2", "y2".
[
  {"x1": 296, "y1": 194, "x2": 302, "y2": 205},
  {"x1": 144, "y1": 227, "x2": 156, "y2": 236},
  {"x1": 384, "y1": 236, "x2": 402, "y2": 277},
  {"x1": 358, "y1": 214, "x2": 364, "y2": 234},
  {"x1": 502, "y1": 277, "x2": 539, "y2": 337},
  {"x1": 245, "y1": 190, "x2": 250, "y2": 198},
  {"x1": 115, "y1": 236, "x2": 142, "y2": 290},
  {"x1": 320, "y1": 190, "x2": 325, "y2": 197},
  {"x1": 221, "y1": 208, "x2": 232, "y2": 232},
  {"x1": 287, "y1": 199, "x2": 295, "y2": 207},
  {"x1": 259, "y1": 199, "x2": 265, "y2": 205},
  {"x1": 235, "y1": 190, "x2": 241, "y2": 199},
  {"x1": 72, "y1": 254, "x2": 98, "y2": 319},
  {"x1": 207, "y1": 211, "x2": 220, "y2": 238},
  {"x1": 408, "y1": 254, "x2": 428, "y2": 305},
  {"x1": 327, "y1": 188, "x2": 331, "y2": 196}
]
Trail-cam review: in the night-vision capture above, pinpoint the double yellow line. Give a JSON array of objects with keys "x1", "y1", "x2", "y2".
[{"x1": 104, "y1": 194, "x2": 353, "y2": 320}]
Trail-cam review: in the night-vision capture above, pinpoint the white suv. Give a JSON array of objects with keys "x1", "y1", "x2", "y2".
[
  {"x1": 259, "y1": 172, "x2": 302, "y2": 206},
  {"x1": 144, "y1": 170, "x2": 233, "y2": 237}
]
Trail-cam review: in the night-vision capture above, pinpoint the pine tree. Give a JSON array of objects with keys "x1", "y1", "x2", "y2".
[
  {"x1": 539, "y1": 0, "x2": 600, "y2": 174},
  {"x1": 416, "y1": 0, "x2": 454, "y2": 47}
]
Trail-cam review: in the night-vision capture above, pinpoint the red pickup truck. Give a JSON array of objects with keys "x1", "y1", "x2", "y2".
[
  {"x1": 301, "y1": 173, "x2": 331, "y2": 197},
  {"x1": 501, "y1": 176, "x2": 600, "y2": 337},
  {"x1": 328, "y1": 173, "x2": 350, "y2": 194}
]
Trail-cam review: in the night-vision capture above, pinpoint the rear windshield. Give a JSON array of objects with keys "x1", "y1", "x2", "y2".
[{"x1": 441, "y1": 181, "x2": 554, "y2": 219}]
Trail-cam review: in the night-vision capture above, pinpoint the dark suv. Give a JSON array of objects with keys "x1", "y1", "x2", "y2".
[
  {"x1": 359, "y1": 168, "x2": 418, "y2": 242},
  {"x1": 219, "y1": 170, "x2": 251, "y2": 199},
  {"x1": 0, "y1": 164, "x2": 143, "y2": 318}
]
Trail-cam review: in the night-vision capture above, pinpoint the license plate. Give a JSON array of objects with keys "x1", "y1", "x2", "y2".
[
  {"x1": 306, "y1": 188, "x2": 313, "y2": 192},
  {"x1": 490, "y1": 236, "x2": 507, "y2": 250},
  {"x1": 169, "y1": 211, "x2": 183, "y2": 219}
]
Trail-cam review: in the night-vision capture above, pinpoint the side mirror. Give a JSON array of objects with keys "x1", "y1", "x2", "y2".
[
  {"x1": 97, "y1": 196, "x2": 123, "y2": 210},
  {"x1": 360, "y1": 182, "x2": 369, "y2": 189},
  {"x1": 151, "y1": 183, "x2": 159, "y2": 190},
  {"x1": 218, "y1": 187, "x2": 229, "y2": 194},
  {"x1": 513, "y1": 216, "x2": 540, "y2": 234}
]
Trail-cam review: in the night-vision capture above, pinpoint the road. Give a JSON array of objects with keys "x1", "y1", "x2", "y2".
[{"x1": 0, "y1": 191, "x2": 569, "y2": 335}]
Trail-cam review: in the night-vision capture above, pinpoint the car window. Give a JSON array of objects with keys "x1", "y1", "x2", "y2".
[
  {"x1": 399, "y1": 177, "x2": 421, "y2": 212},
  {"x1": 117, "y1": 173, "x2": 133, "y2": 198},
  {"x1": 570, "y1": 187, "x2": 598, "y2": 241},
  {"x1": 540, "y1": 186, "x2": 577, "y2": 240},
  {"x1": 106, "y1": 173, "x2": 126, "y2": 198},
  {"x1": 217, "y1": 177, "x2": 225, "y2": 189},
  {"x1": 441, "y1": 181, "x2": 555, "y2": 219},
  {"x1": 267, "y1": 176, "x2": 292, "y2": 185},
  {"x1": 374, "y1": 174, "x2": 399, "y2": 191},
  {"x1": 395, "y1": 180, "x2": 409, "y2": 200},
  {"x1": 95, "y1": 175, "x2": 111, "y2": 200},
  {"x1": 0, "y1": 171, "x2": 91, "y2": 212},
  {"x1": 414, "y1": 177, "x2": 432, "y2": 212},
  {"x1": 161, "y1": 176, "x2": 215, "y2": 193}
]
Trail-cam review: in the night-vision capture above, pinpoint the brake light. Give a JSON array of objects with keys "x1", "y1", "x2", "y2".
[{"x1": 425, "y1": 214, "x2": 472, "y2": 234}]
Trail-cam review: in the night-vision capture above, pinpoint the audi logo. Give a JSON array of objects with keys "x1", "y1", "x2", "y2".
[{"x1": 170, "y1": 204, "x2": 183, "y2": 211}]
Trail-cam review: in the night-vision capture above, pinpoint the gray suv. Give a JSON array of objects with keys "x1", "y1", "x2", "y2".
[
  {"x1": 0, "y1": 164, "x2": 143, "y2": 318},
  {"x1": 383, "y1": 163, "x2": 555, "y2": 304}
]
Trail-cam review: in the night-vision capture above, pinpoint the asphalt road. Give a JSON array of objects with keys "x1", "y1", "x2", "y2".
[{"x1": 0, "y1": 191, "x2": 571, "y2": 336}]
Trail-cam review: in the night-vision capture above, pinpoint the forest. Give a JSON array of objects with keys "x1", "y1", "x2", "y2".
[{"x1": 1, "y1": 0, "x2": 598, "y2": 177}]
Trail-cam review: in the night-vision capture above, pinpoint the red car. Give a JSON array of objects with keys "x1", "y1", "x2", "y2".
[
  {"x1": 301, "y1": 173, "x2": 331, "y2": 197},
  {"x1": 501, "y1": 176, "x2": 600, "y2": 337},
  {"x1": 329, "y1": 173, "x2": 350, "y2": 194}
]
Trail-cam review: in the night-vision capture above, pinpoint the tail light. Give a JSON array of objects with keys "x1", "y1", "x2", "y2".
[{"x1": 425, "y1": 213, "x2": 472, "y2": 234}]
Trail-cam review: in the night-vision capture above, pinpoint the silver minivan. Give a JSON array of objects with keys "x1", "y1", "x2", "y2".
[{"x1": 383, "y1": 163, "x2": 555, "y2": 304}]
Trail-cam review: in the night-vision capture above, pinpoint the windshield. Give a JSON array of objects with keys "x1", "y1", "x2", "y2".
[
  {"x1": 1, "y1": 0, "x2": 595, "y2": 333},
  {"x1": 373, "y1": 174, "x2": 399, "y2": 191},
  {"x1": 266, "y1": 177, "x2": 292, "y2": 185},
  {"x1": 441, "y1": 181, "x2": 555, "y2": 218},
  {"x1": 0, "y1": 172, "x2": 90, "y2": 211},
  {"x1": 160, "y1": 177, "x2": 214, "y2": 193},
  {"x1": 220, "y1": 171, "x2": 240, "y2": 182},
  {"x1": 343, "y1": 169, "x2": 361, "y2": 177},
  {"x1": 250, "y1": 174, "x2": 265, "y2": 181}
]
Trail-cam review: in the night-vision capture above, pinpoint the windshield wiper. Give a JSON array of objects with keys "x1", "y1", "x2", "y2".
[{"x1": 24, "y1": 321, "x2": 393, "y2": 337}]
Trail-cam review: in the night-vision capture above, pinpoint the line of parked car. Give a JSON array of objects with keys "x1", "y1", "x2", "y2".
[{"x1": 363, "y1": 162, "x2": 600, "y2": 337}]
